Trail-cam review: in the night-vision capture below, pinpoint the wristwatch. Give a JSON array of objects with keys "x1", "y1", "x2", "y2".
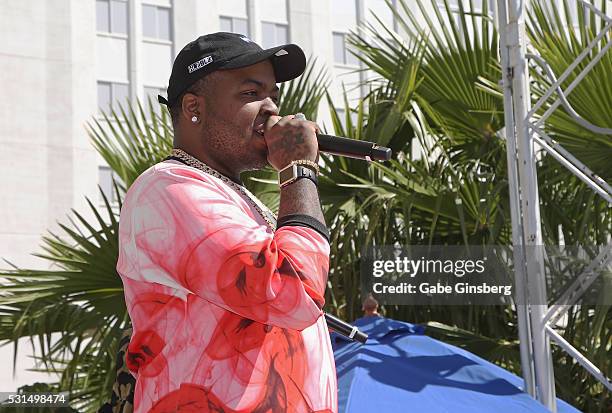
[{"x1": 279, "y1": 163, "x2": 318, "y2": 188}]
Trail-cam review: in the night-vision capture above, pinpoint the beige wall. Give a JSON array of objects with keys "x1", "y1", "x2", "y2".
[
  {"x1": 0, "y1": 0, "x2": 98, "y2": 270},
  {"x1": 0, "y1": 0, "x2": 99, "y2": 391}
]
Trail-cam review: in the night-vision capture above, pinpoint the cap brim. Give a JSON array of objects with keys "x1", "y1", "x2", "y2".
[{"x1": 221, "y1": 44, "x2": 306, "y2": 82}]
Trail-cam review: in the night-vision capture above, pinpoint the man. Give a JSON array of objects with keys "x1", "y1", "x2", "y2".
[
  {"x1": 116, "y1": 32, "x2": 336, "y2": 413},
  {"x1": 362, "y1": 294, "x2": 381, "y2": 318}
]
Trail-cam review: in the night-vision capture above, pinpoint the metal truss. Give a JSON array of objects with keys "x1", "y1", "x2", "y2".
[{"x1": 497, "y1": 0, "x2": 612, "y2": 410}]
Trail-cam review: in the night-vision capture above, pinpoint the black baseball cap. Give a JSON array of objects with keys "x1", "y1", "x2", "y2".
[{"x1": 158, "y1": 32, "x2": 306, "y2": 107}]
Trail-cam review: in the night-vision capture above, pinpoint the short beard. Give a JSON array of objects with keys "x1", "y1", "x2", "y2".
[{"x1": 201, "y1": 106, "x2": 268, "y2": 175}]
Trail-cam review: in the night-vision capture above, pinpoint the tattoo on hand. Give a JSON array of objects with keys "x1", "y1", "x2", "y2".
[{"x1": 270, "y1": 129, "x2": 306, "y2": 157}]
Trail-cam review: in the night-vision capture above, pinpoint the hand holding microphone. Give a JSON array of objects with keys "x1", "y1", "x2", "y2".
[
  {"x1": 264, "y1": 113, "x2": 392, "y2": 167},
  {"x1": 263, "y1": 113, "x2": 320, "y2": 171}
]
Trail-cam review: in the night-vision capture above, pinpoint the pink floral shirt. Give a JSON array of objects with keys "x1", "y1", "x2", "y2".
[{"x1": 116, "y1": 160, "x2": 337, "y2": 413}]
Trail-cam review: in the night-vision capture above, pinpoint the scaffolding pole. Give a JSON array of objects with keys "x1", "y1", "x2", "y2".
[
  {"x1": 498, "y1": 0, "x2": 557, "y2": 409},
  {"x1": 498, "y1": 0, "x2": 612, "y2": 411},
  {"x1": 497, "y1": 0, "x2": 537, "y2": 398}
]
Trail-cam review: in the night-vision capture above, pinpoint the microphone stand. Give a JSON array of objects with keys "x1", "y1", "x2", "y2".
[{"x1": 324, "y1": 313, "x2": 368, "y2": 344}]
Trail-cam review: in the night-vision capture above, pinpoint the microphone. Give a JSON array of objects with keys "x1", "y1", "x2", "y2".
[
  {"x1": 324, "y1": 313, "x2": 368, "y2": 344},
  {"x1": 317, "y1": 134, "x2": 392, "y2": 161}
]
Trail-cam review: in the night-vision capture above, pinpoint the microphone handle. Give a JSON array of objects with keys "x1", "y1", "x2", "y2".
[
  {"x1": 324, "y1": 312, "x2": 368, "y2": 344},
  {"x1": 317, "y1": 134, "x2": 392, "y2": 161}
]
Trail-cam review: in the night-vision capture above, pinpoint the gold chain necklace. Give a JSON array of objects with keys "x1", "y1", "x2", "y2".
[{"x1": 169, "y1": 148, "x2": 277, "y2": 230}]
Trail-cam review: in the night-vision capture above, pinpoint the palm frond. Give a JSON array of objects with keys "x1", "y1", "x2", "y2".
[
  {"x1": 86, "y1": 99, "x2": 173, "y2": 188},
  {"x1": 0, "y1": 185, "x2": 128, "y2": 411}
]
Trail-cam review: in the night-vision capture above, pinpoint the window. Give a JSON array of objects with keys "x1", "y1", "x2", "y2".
[
  {"x1": 96, "y1": 0, "x2": 110, "y2": 32},
  {"x1": 98, "y1": 165, "x2": 118, "y2": 204},
  {"x1": 436, "y1": 0, "x2": 459, "y2": 6},
  {"x1": 487, "y1": 0, "x2": 496, "y2": 15},
  {"x1": 261, "y1": 22, "x2": 288, "y2": 48},
  {"x1": 436, "y1": 1, "x2": 464, "y2": 36},
  {"x1": 144, "y1": 86, "x2": 166, "y2": 117},
  {"x1": 219, "y1": 16, "x2": 249, "y2": 36},
  {"x1": 142, "y1": 4, "x2": 172, "y2": 40},
  {"x1": 331, "y1": 0, "x2": 357, "y2": 28},
  {"x1": 570, "y1": 2, "x2": 592, "y2": 27},
  {"x1": 482, "y1": 0, "x2": 496, "y2": 14},
  {"x1": 97, "y1": 81, "x2": 129, "y2": 112},
  {"x1": 96, "y1": 0, "x2": 128, "y2": 34},
  {"x1": 332, "y1": 32, "x2": 359, "y2": 66},
  {"x1": 144, "y1": 86, "x2": 166, "y2": 102},
  {"x1": 437, "y1": 0, "x2": 496, "y2": 15},
  {"x1": 436, "y1": 0, "x2": 496, "y2": 39},
  {"x1": 366, "y1": 0, "x2": 396, "y2": 31}
]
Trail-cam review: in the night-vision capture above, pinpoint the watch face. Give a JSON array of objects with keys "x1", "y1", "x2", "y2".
[{"x1": 279, "y1": 165, "x2": 296, "y2": 184}]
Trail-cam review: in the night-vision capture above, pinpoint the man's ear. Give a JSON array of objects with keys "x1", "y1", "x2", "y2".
[{"x1": 181, "y1": 93, "x2": 204, "y2": 123}]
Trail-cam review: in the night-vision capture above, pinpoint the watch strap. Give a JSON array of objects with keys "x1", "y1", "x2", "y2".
[{"x1": 279, "y1": 164, "x2": 318, "y2": 188}]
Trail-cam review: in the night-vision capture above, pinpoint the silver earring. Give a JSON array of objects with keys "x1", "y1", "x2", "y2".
[{"x1": 191, "y1": 116, "x2": 198, "y2": 123}]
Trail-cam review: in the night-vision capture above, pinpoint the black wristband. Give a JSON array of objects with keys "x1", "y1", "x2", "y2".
[
  {"x1": 279, "y1": 164, "x2": 318, "y2": 188},
  {"x1": 295, "y1": 166, "x2": 318, "y2": 187},
  {"x1": 277, "y1": 214, "x2": 330, "y2": 243}
]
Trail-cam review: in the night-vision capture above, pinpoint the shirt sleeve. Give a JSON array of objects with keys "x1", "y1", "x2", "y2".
[{"x1": 117, "y1": 166, "x2": 330, "y2": 331}]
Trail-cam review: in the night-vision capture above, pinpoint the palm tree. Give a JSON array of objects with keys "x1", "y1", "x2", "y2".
[{"x1": 329, "y1": 0, "x2": 513, "y2": 335}]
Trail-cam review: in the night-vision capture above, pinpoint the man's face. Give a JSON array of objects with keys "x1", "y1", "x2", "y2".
[{"x1": 202, "y1": 60, "x2": 280, "y2": 172}]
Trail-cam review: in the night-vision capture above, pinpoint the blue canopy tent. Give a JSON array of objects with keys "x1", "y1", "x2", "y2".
[{"x1": 332, "y1": 317, "x2": 580, "y2": 413}]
